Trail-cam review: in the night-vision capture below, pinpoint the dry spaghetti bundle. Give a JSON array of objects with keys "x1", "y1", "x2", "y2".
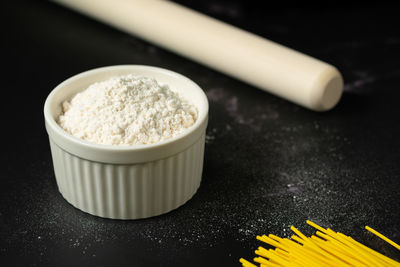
[{"x1": 240, "y1": 220, "x2": 400, "y2": 267}]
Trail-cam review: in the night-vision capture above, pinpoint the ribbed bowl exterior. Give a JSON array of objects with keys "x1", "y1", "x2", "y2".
[{"x1": 49, "y1": 133, "x2": 205, "y2": 219}]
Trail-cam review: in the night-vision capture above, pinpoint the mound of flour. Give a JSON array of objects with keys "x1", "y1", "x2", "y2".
[{"x1": 58, "y1": 75, "x2": 197, "y2": 145}]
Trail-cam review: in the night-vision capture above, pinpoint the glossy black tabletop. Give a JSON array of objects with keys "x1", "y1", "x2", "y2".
[{"x1": 2, "y1": 1, "x2": 400, "y2": 266}]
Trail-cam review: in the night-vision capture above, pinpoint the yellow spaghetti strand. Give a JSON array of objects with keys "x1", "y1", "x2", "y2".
[
  {"x1": 300, "y1": 242, "x2": 341, "y2": 267},
  {"x1": 310, "y1": 235, "x2": 369, "y2": 266},
  {"x1": 290, "y1": 226, "x2": 308, "y2": 241},
  {"x1": 326, "y1": 228, "x2": 338, "y2": 237},
  {"x1": 259, "y1": 263, "x2": 281, "y2": 267},
  {"x1": 307, "y1": 220, "x2": 374, "y2": 265},
  {"x1": 340, "y1": 232, "x2": 400, "y2": 266},
  {"x1": 306, "y1": 220, "x2": 329, "y2": 234},
  {"x1": 326, "y1": 232, "x2": 383, "y2": 267},
  {"x1": 255, "y1": 256, "x2": 283, "y2": 267},
  {"x1": 280, "y1": 238, "x2": 329, "y2": 266},
  {"x1": 268, "y1": 248, "x2": 293, "y2": 265},
  {"x1": 268, "y1": 234, "x2": 285, "y2": 243},
  {"x1": 335, "y1": 232, "x2": 386, "y2": 267},
  {"x1": 267, "y1": 235, "x2": 294, "y2": 255},
  {"x1": 254, "y1": 256, "x2": 274, "y2": 265},
  {"x1": 290, "y1": 225, "x2": 334, "y2": 259},
  {"x1": 272, "y1": 240, "x2": 308, "y2": 266},
  {"x1": 240, "y1": 221, "x2": 400, "y2": 267},
  {"x1": 365, "y1": 226, "x2": 400, "y2": 251},
  {"x1": 305, "y1": 238, "x2": 351, "y2": 267},
  {"x1": 339, "y1": 233, "x2": 388, "y2": 264},
  {"x1": 319, "y1": 231, "x2": 379, "y2": 266},
  {"x1": 257, "y1": 235, "x2": 288, "y2": 251},
  {"x1": 290, "y1": 229, "x2": 349, "y2": 267},
  {"x1": 315, "y1": 231, "x2": 371, "y2": 262},
  {"x1": 255, "y1": 247, "x2": 289, "y2": 265},
  {"x1": 290, "y1": 234, "x2": 337, "y2": 265},
  {"x1": 290, "y1": 235, "x2": 305, "y2": 245},
  {"x1": 275, "y1": 248, "x2": 291, "y2": 261},
  {"x1": 259, "y1": 261, "x2": 281, "y2": 267},
  {"x1": 240, "y1": 258, "x2": 258, "y2": 267}
]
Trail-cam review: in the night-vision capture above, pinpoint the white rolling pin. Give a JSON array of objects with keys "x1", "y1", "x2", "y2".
[{"x1": 54, "y1": 0, "x2": 343, "y2": 111}]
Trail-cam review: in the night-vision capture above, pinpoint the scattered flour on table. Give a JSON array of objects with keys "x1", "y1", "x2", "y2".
[{"x1": 58, "y1": 75, "x2": 197, "y2": 145}]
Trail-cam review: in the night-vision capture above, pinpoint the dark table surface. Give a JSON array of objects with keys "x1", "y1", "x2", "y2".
[{"x1": 2, "y1": 1, "x2": 400, "y2": 266}]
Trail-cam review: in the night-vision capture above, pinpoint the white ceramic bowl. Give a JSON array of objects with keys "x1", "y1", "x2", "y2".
[{"x1": 44, "y1": 65, "x2": 208, "y2": 219}]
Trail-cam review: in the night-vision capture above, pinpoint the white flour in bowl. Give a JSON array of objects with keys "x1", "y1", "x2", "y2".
[{"x1": 57, "y1": 75, "x2": 197, "y2": 145}]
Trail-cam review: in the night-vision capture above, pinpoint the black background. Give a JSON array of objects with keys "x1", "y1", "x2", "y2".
[{"x1": 2, "y1": 1, "x2": 400, "y2": 266}]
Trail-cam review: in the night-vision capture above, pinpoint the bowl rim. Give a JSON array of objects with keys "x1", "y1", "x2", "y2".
[{"x1": 44, "y1": 65, "x2": 208, "y2": 164}]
